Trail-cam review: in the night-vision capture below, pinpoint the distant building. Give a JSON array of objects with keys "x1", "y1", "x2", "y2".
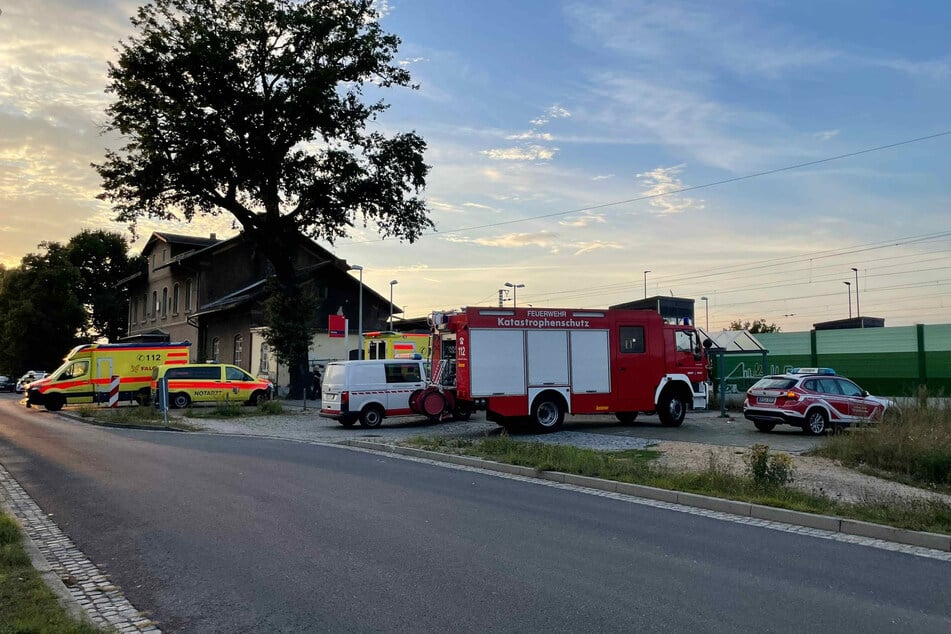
[{"x1": 117, "y1": 232, "x2": 398, "y2": 380}]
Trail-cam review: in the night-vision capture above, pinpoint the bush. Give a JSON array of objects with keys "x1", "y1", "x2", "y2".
[
  {"x1": 745, "y1": 444, "x2": 794, "y2": 488},
  {"x1": 257, "y1": 399, "x2": 284, "y2": 415},
  {"x1": 211, "y1": 399, "x2": 243, "y2": 418}
]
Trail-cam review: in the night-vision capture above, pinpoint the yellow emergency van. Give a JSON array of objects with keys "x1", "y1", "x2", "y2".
[
  {"x1": 363, "y1": 331, "x2": 430, "y2": 360},
  {"x1": 26, "y1": 342, "x2": 191, "y2": 411},
  {"x1": 149, "y1": 363, "x2": 273, "y2": 408}
]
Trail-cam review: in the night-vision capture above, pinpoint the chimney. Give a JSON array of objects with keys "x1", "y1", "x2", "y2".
[{"x1": 210, "y1": 233, "x2": 217, "y2": 240}]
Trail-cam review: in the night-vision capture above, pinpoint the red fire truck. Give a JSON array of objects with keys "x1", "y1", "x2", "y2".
[{"x1": 414, "y1": 306, "x2": 710, "y2": 433}]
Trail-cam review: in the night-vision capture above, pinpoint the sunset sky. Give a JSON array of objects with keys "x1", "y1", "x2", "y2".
[{"x1": 2, "y1": 1, "x2": 950, "y2": 332}]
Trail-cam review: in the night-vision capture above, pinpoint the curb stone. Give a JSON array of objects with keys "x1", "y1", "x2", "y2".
[{"x1": 345, "y1": 439, "x2": 951, "y2": 553}]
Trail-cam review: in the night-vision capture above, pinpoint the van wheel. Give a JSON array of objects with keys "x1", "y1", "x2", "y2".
[
  {"x1": 44, "y1": 395, "x2": 65, "y2": 412},
  {"x1": 360, "y1": 404, "x2": 384, "y2": 428},
  {"x1": 531, "y1": 395, "x2": 565, "y2": 433},
  {"x1": 172, "y1": 393, "x2": 191, "y2": 409},
  {"x1": 658, "y1": 391, "x2": 686, "y2": 427}
]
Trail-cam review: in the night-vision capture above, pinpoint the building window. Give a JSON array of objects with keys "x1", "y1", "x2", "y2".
[
  {"x1": 143, "y1": 294, "x2": 148, "y2": 321},
  {"x1": 161, "y1": 287, "x2": 168, "y2": 318},
  {"x1": 162, "y1": 248, "x2": 167, "y2": 263},
  {"x1": 259, "y1": 342, "x2": 269, "y2": 373},
  {"x1": 234, "y1": 335, "x2": 243, "y2": 366},
  {"x1": 185, "y1": 279, "x2": 193, "y2": 312},
  {"x1": 152, "y1": 291, "x2": 158, "y2": 319},
  {"x1": 131, "y1": 298, "x2": 138, "y2": 325},
  {"x1": 211, "y1": 337, "x2": 220, "y2": 362},
  {"x1": 172, "y1": 284, "x2": 180, "y2": 315}
]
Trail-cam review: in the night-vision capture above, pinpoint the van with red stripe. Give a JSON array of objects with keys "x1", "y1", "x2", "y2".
[
  {"x1": 149, "y1": 363, "x2": 273, "y2": 408},
  {"x1": 320, "y1": 359, "x2": 427, "y2": 428},
  {"x1": 26, "y1": 342, "x2": 191, "y2": 411}
]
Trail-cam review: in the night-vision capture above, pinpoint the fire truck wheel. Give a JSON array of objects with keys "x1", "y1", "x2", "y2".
[
  {"x1": 44, "y1": 394, "x2": 65, "y2": 412},
  {"x1": 453, "y1": 405, "x2": 472, "y2": 421},
  {"x1": 658, "y1": 391, "x2": 686, "y2": 427},
  {"x1": 360, "y1": 404, "x2": 385, "y2": 428},
  {"x1": 615, "y1": 412, "x2": 638, "y2": 425},
  {"x1": 172, "y1": 393, "x2": 191, "y2": 409},
  {"x1": 531, "y1": 395, "x2": 565, "y2": 433},
  {"x1": 803, "y1": 409, "x2": 828, "y2": 435}
]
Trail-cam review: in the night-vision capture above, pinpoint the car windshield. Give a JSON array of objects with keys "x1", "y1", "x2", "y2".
[{"x1": 751, "y1": 377, "x2": 797, "y2": 390}]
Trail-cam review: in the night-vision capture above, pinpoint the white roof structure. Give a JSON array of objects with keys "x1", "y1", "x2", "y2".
[{"x1": 707, "y1": 329, "x2": 767, "y2": 352}]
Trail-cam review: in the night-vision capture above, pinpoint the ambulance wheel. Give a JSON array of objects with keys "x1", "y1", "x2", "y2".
[
  {"x1": 530, "y1": 394, "x2": 565, "y2": 433},
  {"x1": 171, "y1": 393, "x2": 191, "y2": 409},
  {"x1": 249, "y1": 390, "x2": 269, "y2": 406},
  {"x1": 615, "y1": 412, "x2": 638, "y2": 425},
  {"x1": 44, "y1": 395, "x2": 65, "y2": 412},
  {"x1": 658, "y1": 391, "x2": 686, "y2": 427},
  {"x1": 360, "y1": 404, "x2": 384, "y2": 428}
]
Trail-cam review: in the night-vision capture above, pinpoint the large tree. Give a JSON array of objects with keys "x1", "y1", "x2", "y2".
[
  {"x1": 0, "y1": 249, "x2": 87, "y2": 375},
  {"x1": 95, "y1": 0, "x2": 432, "y2": 396},
  {"x1": 65, "y1": 230, "x2": 140, "y2": 341}
]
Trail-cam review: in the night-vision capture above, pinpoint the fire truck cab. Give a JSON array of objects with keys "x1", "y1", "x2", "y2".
[{"x1": 421, "y1": 306, "x2": 709, "y2": 433}]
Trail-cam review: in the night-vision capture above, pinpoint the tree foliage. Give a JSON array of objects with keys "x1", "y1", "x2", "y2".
[
  {"x1": 728, "y1": 319, "x2": 781, "y2": 334},
  {"x1": 95, "y1": 0, "x2": 432, "y2": 396},
  {"x1": 0, "y1": 232, "x2": 138, "y2": 375},
  {"x1": 65, "y1": 230, "x2": 140, "y2": 341}
]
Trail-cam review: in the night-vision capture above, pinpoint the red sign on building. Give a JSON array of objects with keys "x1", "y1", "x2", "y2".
[{"x1": 328, "y1": 314, "x2": 347, "y2": 338}]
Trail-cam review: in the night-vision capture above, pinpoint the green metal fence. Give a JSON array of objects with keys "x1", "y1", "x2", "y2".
[{"x1": 714, "y1": 324, "x2": 951, "y2": 397}]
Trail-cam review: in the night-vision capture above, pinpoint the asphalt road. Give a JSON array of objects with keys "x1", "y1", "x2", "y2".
[{"x1": 0, "y1": 397, "x2": 948, "y2": 633}]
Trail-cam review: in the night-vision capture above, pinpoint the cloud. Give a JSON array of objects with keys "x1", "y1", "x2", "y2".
[
  {"x1": 559, "y1": 212, "x2": 606, "y2": 228},
  {"x1": 571, "y1": 241, "x2": 624, "y2": 255},
  {"x1": 635, "y1": 165, "x2": 704, "y2": 214},
  {"x1": 591, "y1": 174, "x2": 614, "y2": 181},
  {"x1": 506, "y1": 131, "x2": 554, "y2": 141},
  {"x1": 481, "y1": 145, "x2": 558, "y2": 161},
  {"x1": 446, "y1": 231, "x2": 560, "y2": 250},
  {"x1": 814, "y1": 130, "x2": 840, "y2": 141},
  {"x1": 463, "y1": 202, "x2": 500, "y2": 212}
]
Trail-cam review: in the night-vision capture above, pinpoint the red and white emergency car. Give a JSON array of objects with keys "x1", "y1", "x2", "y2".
[{"x1": 413, "y1": 306, "x2": 710, "y2": 432}]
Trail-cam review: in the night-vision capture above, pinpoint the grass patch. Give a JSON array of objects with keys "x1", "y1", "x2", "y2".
[
  {"x1": 407, "y1": 435, "x2": 951, "y2": 535},
  {"x1": 809, "y1": 400, "x2": 951, "y2": 491},
  {"x1": 184, "y1": 397, "x2": 285, "y2": 419},
  {"x1": 0, "y1": 512, "x2": 100, "y2": 633},
  {"x1": 73, "y1": 403, "x2": 200, "y2": 431}
]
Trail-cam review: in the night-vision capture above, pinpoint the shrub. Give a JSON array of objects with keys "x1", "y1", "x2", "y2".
[
  {"x1": 745, "y1": 444, "x2": 794, "y2": 488},
  {"x1": 212, "y1": 399, "x2": 243, "y2": 418},
  {"x1": 257, "y1": 399, "x2": 284, "y2": 415}
]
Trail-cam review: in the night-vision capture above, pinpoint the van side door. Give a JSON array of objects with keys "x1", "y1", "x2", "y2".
[{"x1": 384, "y1": 362, "x2": 425, "y2": 415}]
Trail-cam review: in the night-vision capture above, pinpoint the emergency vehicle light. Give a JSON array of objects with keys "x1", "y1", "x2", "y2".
[{"x1": 790, "y1": 367, "x2": 835, "y2": 375}]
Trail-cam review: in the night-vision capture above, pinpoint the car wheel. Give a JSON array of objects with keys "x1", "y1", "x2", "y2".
[
  {"x1": 804, "y1": 409, "x2": 828, "y2": 435},
  {"x1": 615, "y1": 412, "x2": 638, "y2": 425},
  {"x1": 658, "y1": 391, "x2": 686, "y2": 427},
  {"x1": 753, "y1": 421, "x2": 775, "y2": 432},
  {"x1": 249, "y1": 390, "x2": 269, "y2": 406},
  {"x1": 44, "y1": 394, "x2": 65, "y2": 412},
  {"x1": 359, "y1": 404, "x2": 384, "y2": 428},
  {"x1": 530, "y1": 395, "x2": 565, "y2": 433},
  {"x1": 172, "y1": 393, "x2": 191, "y2": 409}
]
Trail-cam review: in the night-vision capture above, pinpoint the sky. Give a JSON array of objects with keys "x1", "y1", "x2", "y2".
[{"x1": 1, "y1": 0, "x2": 950, "y2": 332}]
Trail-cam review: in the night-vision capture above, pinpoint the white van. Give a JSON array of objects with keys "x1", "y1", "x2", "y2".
[{"x1": 320, "y1": 359, "x2": 428, "y2": 428}]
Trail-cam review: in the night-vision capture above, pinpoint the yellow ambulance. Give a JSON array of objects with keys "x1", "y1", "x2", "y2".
[
  {"x1": 363, "y1": 331, "x2": 431, "y2": 360},
  {"x1": 26, "y1": 342, "x2": 191, "y2": 411},
  {"x1": 149, "y1": 363, "x2": 273, "y2": 408}
]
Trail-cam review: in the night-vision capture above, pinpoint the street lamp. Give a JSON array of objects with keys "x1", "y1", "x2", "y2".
[
  {"x1": 350, "y1": 265, "x2": 364, "y2": 359},
  {"x1": 504, "y1": 282, "x2": 525, "y2": 307},
  {"x1": 700, "y1": 296, "x2": 709, "y2": 331},
  {"x1": 643, "y1": 270, "x2": 651, "y2": 298},
  {"x1": 389, "y1": 280, "x2": 398, "y2": 330},
  {"x1": 844, "y1": 281, "x2": 852, "y2": 319},
  {"x1": 851, "y1": 267, "x2": 860, "y2": 317}
]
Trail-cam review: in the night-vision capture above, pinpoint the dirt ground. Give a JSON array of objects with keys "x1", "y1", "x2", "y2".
[{"x1": 654, "y1": 439, "x2": 951, "y2": 506}]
